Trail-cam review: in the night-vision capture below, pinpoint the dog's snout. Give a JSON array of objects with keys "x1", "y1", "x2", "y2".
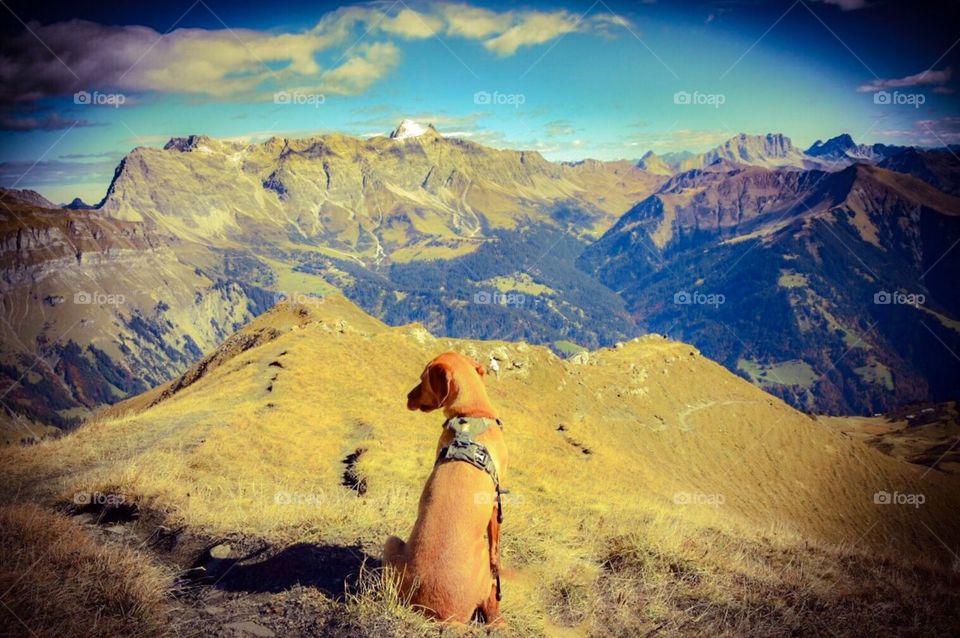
[{"x1": 407, "y1": 384, "x2": 422, "y2": 411}]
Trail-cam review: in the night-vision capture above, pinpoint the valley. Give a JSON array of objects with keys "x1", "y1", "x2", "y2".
[{"x1": 2, "y1": 126, "x2": 958, "y2": 429}]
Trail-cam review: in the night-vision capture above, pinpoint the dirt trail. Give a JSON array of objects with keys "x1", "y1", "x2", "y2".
[{"x1": 676, "y1": 400, "x2": 764, "y2": 430}]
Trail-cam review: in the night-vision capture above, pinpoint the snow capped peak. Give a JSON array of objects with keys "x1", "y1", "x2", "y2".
[{"x1": 390, "y1": 119, "x2": 435, "y2": 140}]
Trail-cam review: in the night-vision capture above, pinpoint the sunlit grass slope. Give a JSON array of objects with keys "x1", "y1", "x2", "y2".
[{"x1": 1, "y1": 295, "x2": 958, "y2": 636}]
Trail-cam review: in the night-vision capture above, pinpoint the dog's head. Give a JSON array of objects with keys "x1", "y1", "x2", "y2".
[{"x1": 407, "y1": 351, "x2": 486, "y2": 413}]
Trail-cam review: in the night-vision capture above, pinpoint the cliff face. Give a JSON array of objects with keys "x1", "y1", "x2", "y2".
[
  {"x1": 0, "y1": 194, "x2": 273, "y2": 429},
  {"x1": 2, "y1": 210, "x2": 167, "y2": 282},
  {"x1": 97, "y1": 129, "x2": 662, "y2": 262}
]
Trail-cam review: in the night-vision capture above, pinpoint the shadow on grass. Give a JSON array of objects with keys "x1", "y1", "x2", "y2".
[{"x1": 188, "y1": 541, "x2": 379, "y2": 600}]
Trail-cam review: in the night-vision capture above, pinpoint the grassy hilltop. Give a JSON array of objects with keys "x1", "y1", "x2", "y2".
[{"x1": 1, "y1": 295, "x2": 958, "y2": 637}]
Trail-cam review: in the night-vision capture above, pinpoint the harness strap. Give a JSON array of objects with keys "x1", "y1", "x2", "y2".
[{"x1": 436, "y1": 439, "x2": 499, "y2": 486}]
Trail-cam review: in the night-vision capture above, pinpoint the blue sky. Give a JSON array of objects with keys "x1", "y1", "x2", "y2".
[{"x1": 1, "y1": 0, "x2": 958, "y2": 203}]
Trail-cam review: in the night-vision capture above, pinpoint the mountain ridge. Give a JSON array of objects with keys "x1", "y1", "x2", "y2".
[
  {"x1": 580, "y1": 162, "x2": 960, "y2": 414},
  {"x1": 3, "y1": 124, "x2": 959, "y2": 427},
  {"x1": 3, "y1": 292, "x2": 958, "y2": 635},
  {"x1": 639, "y1": 132, "x2": 912, "y2": 175},
  {"x1": 98, "y1": 125, "x2": 663, "y2": 262}
]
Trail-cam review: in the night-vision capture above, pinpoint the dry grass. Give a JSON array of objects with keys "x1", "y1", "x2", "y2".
[
  {"x1": 0, "y1": 504, "x2": 172, "y2": 638},
  {"x1": 1, "y1": 296, "x2": 959, "y2": 636},
  {"x1": 590, "y1": 524, "x2": 960, "y2": 637}
]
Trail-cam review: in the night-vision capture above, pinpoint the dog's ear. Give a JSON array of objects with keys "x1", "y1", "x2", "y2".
[
  {"x1": 425, "y1": 362, "x2": 457, "y2": 409},
  {"x1": 407, "y1": 361, "x2": 457, "y2": 412}
]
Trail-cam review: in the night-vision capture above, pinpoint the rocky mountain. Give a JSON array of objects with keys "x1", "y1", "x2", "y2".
[
  {"x1": 1, "y1": 123, "x2": 665, "y2": 428},
  {"x1": 640, "y1": 133, "x2": 910, "y2": 176},
  {"x1": 0, "y1": 191, "x2": 279, "y2": 429},
  {"x1": 1, "y1": 188, "x2": 56, "y2": 208},
  {"x1": 580, "y1": 163, "x2": 960, "y2": 414},
  {"x1": 639, "y1": 133, "x2": 814, "y2": 173},
  {"x1": 805, "y1": 133, "x2": 904, "y2": 164},
  {"x1": 389, "y1": 118, "x2": 432, "y2": 140},
  {"x1": 692, "y1": 133, "x2": 809, "y2": 169},
  {"x1": 62, "y1": 197, "x2": 95, "y2": 210},
  {"x1": 4, "y1": 124, "x2": 958, "y2": 427},
  {"x1": 100, "y1": 121, "x2": 663, "y2": 262},
  {"x1": 636, "y1": 150, "x2": 675, "y2": 176}
]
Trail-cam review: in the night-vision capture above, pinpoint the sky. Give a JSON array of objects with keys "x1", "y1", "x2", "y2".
[{"x1": 1, "y1": 0, "x2": 958, "y2": 203}]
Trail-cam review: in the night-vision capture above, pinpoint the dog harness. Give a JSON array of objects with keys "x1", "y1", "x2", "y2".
[
  {"x1": 436, "y1": 416, "x2": 502, "y2": 487},
  {"x1": 435, "y1": 415, "x2": 507, "y2": 601}
]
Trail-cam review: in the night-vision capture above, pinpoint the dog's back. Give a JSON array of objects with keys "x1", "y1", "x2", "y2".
[{"x1": 384, "y1": 352, "x2": 507, "y2": 624}]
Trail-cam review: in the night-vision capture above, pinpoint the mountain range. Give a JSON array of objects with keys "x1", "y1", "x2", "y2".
[
  {"x1": 638, "y1": 132, "x2": 909, "y2": 174},
  {"x1": 1, "y1": 123, "x2": 958, "y2": 429},
  {"x1": 580, "y1": 163, "x2": 960, "y2": 414}
]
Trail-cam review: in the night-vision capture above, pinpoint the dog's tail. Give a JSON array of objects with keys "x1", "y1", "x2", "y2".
[{"x1": 383, "y1": 535, "x2": 406, "y2": 568}]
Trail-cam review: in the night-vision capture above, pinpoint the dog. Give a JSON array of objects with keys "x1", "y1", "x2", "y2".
[{"x1": 384, "y1": 351, "x2": 508, "y2": 625}]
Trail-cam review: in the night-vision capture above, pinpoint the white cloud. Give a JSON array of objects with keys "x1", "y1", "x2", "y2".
[
  {"x1": 874, "y1": 117, "x2": 960, "y2": 147},
  {"x1": 0, "y1": 2, "x2": 632, "y2": 121},
  {"x1": 857, "y1": 68, "x2": 952, "y2": 92},
  {"x1": 0, "y1": 111, "x2": 98, "y2": 132},
  {"x1": 319, "y1": 42, "x2": 401, "y2": 95},
  {"x1": 441, "y1": 3, "x2": 513, "y2": 39},
  {"x1": 544, "y1": 120, "x2": 575, "y2": 137},
  {"x1": 628, "y1": 129, "x2": 735, "y2": 153},
  {"x1": 914, "y1": 117, "x2": 960, "y2": 146},
  {"x1": 484, "y1": 11, "x2": 581, "y2": 56},
  {"x1": 378, "y1": 8, "x2": 444, "y2": 39},
  {"x1": 814, "y1": 0, "x2": 870, "y2": 10}
]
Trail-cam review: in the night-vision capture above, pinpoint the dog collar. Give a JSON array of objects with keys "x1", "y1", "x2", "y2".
[{"x1": 442, "y1": 415, "x2": 503, "y2": 435}]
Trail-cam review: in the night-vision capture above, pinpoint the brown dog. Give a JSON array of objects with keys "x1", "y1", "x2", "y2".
[{"x1": 384, "y1": 351, "x2": 508, "y2": 625}]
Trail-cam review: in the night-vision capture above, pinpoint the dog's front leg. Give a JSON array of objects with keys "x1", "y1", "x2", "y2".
[{"x1": 480, "y1": 506, "x2": 505, "y2": 626}]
